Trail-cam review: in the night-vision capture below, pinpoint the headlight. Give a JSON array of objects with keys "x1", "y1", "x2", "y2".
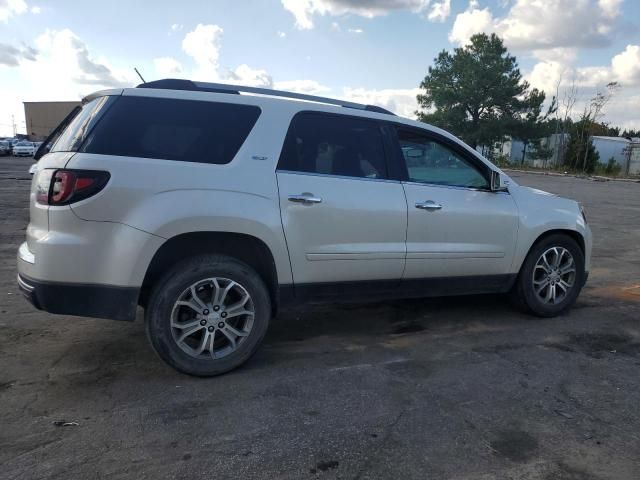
[{"x1": 580, "y1": 205, "x2": 587, "y2": 224}]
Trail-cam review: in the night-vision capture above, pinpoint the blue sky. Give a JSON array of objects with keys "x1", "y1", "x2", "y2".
[{"x1": 1, "y1": 0, "x2": 639, "y2": 136}]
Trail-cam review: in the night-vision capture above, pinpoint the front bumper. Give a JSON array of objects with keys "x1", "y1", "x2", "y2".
[{"x1": 17, "y1": 273, "x2": 139, "y2": 321}]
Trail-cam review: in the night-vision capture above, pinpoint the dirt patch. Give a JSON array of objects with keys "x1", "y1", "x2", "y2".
[
  {"x1": 489, "y1": 430, "x2": 538, "y2": 462},
  {"x1": 589, "y1": 284, "x2": 640, "y2": 303},
  {"x1": 547, "y1": 332, "x2": 640, "y2": 359}
]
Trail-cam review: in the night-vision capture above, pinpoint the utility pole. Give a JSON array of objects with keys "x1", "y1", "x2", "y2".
[{"x1": 11, "y1": 115, "x2": 16, "y2": 137}]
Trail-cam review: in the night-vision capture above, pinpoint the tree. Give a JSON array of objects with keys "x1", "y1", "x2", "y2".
[
  {"x1": 511, "y1": 93, "x2": 557, "y2": 165},
  {"x1": 574, "y1": 82, "x2": 619, "y2": 171},
  {"x1": 416, "y1": 33, "x2": 545, "y2": 149},
  {"x1": 565, "y1": 118, "x2": 600, "y2": 173}
]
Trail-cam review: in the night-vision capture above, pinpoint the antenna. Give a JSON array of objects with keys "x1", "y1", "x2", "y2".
[{"x1": 134, "y1": 67, "x2": 146, "y2": 84}]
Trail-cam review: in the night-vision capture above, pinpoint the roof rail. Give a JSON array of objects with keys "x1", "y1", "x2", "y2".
[{"x1": 137, "y1": 79, "x2": 396, "y2": 115}]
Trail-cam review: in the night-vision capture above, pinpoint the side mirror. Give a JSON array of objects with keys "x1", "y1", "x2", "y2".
[{"x1": 490, "y1": 171, "x2": 509, "y2": 192}]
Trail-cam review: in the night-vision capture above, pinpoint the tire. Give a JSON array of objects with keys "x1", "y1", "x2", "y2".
[
  {"x1": 145, "y1": 254, "x2": 271, "y2": 377},
  {"x1": 511, "y1": 233, "x2": 585, "y2": 317}
]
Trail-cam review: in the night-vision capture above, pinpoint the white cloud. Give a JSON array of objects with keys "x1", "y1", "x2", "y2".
[
  {"x1": 281, "y1": 0, "x2": 434, "y2": 29},
  {"x1": 427, "y1": 0, "x2": 450, "y2": 22},
  {"x1": 598, "y1": 0, "x2": 622, "y2": 18},
  {"x1": 448, "y1": 0, "x2": 493, "y2": 45},
  {"x1": 527, "y1": 44, "x2": 640, "y2": 95},
  {"x1": 277, "y1": 30, "x2": 286, "y2": 38},
  {"x1": 227, "y1": 64, "x2": 273, "y2": 88},
  {"x1": 30, "y1": 5, "x2": 39, "y2": 14},
  {"x1": 450, "y1": 0, "x2": 623, "y2": 51},
  {"x1": 348, "y1": 28, "x2": 364, "y2": 34},
  {"x1": 341, "y1": 87, "x2": 420, "y2": 118},
  {"x1": 273, "y1": 79, "x2": 330, "y2": 94},
  {"x1": 182, "y1": 23, "x2": 224, "y2": 80},
  {"x1": 610, "y1": 45, "x2": 640, "y2": 86},
  {"x1": 31, "y1": 29, "x2": 131, "y2": 89},
  {"x1": 0, "y1": 42, "x2": 37, "y2": 66},
  {"x1": 153, "y1": 56, "x2": 183, "y2": 76},
  {"x1": 0, "y1": 0, "x2": 28, "y2": 22},
  {"x1": 170, "y1": 23, "x2": 183, "y2": 32}
]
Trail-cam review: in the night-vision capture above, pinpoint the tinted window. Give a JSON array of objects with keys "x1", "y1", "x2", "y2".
[
  {"x1": 81, "y1": 96, "x2": 261, "y2": 164},
  {"x1": 278, "y1": 113, "x2": 387, "y2": 179},
  {"x1": 51, "y1": 97, "x2": 111, "y2": 153},
  {"x1": 397, "y1": 129, "x2": 488, "y2": 189}
]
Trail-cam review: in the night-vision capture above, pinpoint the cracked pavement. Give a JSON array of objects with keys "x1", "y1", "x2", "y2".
[{"x1": 1, "y1": 157, "x2": 639, "y2": 479}]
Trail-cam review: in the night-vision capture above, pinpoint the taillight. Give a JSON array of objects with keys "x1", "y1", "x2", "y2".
[{"x1": 36, "y1": 169, "x2": 110, "y2": 205}]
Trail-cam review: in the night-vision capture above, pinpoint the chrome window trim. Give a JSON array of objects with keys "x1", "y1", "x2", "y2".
[
  {"x1": 401, "y1": 180, "x2": 511, "y2": 194},
  {"x1": 276, "y1": 169, "x2": 401, "y2": 184}
]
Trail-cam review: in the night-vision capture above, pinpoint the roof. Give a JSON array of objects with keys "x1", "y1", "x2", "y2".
[{"x1": 592, "y1": 136, "x2": 631, "y2": 143}]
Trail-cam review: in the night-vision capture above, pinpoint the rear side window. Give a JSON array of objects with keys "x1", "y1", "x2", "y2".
[
  {"x1": 50, "y1": 96, "x2": 112, "y2": 153},
  {"x1": 81, "y1": 96, "x2": 261, "y2": 164},
  {"x1": 278, "y1": 112, "x2": 388, "y2": 179}
]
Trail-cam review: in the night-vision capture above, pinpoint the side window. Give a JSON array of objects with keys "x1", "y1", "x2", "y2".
[
  {"x1": 397, "y1": 129, "x2": 489, "y2": 189},
  {"x1": 81, "y1": 96, "x2": 261, "y2": 164},
  {"x1": 278, "y1": 113, "x2": 388, "y2": 179}
]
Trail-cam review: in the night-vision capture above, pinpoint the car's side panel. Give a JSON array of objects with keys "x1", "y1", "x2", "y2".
[
  {"x1": 277, "y1": 172, "x2": 407, "y2": 283},
  {"x1": 64, "y1": 101, "x2": 295, "y2": 286},
  {"x1": 402, "y1": 183, "x2": 519, "y2": 278},
  {"x1": 508, "y1": 186, "x2": 592, "y2": 273}
]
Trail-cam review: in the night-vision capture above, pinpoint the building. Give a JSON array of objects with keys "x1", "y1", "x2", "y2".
[
  {"x1": 486, "y1": 134, "x2": 639, "y2": 175},
  {"x1": 622, "y1": 140, "x2": 640, "y2": 175},
  {"x1": 23, "y1": 101, "x2": 80, "y2": 141},
  {"x1": 592, "y1": 136, "x2": 630, "y2": 167}
]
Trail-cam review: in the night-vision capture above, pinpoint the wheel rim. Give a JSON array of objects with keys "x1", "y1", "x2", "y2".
[
  {"x1": 532, "y1": 246, "x2": 576, "y2": 305},
  {"x1": 170, "y1": 277, "x2": 255, "y2": 359}
]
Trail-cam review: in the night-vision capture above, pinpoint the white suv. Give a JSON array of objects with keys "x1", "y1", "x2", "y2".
[{"x1": 17, "y1": 79, "x2": 592, "y2": 376}]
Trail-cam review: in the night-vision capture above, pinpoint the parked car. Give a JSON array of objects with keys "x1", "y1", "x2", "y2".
[
  {"x1": 0, "y1": 140, "x2": 11, "y2": 156},
  {"x1": 12, "y1": 141, "x2": 36, "y2": 157},
  {"x1": 17, "y1": 79, "x2": 592, "y2": 376}
]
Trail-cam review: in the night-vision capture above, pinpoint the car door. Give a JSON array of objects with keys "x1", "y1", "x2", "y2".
[
  {"x1": 392, "y1": 125, "x2": 519, "y2": 283},
  {"x1": 276, "y1": 112, "x2": 407, "y2": 290}
]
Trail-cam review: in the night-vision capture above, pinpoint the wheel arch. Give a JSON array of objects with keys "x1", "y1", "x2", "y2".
[
  {"x1": 139, "y1": 231, "x2": 280, "y2": 314},
  {"x1": 516, "y1": 228, "x2": 586, "y2": 276}
]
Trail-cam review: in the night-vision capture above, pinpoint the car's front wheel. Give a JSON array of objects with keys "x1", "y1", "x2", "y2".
[
  {"x1": 145, "y1": 254, "x2": 271, "y2": 376},
  {"x1": 512, "y1": 233, "x2": 585, "y2": 317}
]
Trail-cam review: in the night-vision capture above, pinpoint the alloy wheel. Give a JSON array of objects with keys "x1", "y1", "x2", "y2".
[
  {"x1": 170, "y1": 277, "x2": 255, "y2": 359},
  {"x1": 532, "y1": 246, "x2": 576, "y2": 305}
]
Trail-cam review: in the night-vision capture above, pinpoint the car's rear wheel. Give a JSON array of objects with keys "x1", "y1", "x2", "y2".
[
  {"x1": 512, "y1": 233, "x2": 585, "y2": 317},
  {"x1": 145, "y1": 254, "x2": 271, "y2": 376}
]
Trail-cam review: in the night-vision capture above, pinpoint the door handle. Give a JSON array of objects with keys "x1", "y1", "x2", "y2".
[
  {"x1": 415, "y1": 200, "x2": 443, "y2": 211},
  {"x1": 288, "y1": 193, "x2": 323, "y2": 204}
]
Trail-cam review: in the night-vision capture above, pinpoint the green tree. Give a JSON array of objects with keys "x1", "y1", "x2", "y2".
[
  {"x1": 416, "y1": 33, "x2": 545, "y2": 149},
  {"x1": 565, "y1": 118, "x2": 600, "y2": 173},
  {"x1": 511, "y1": 94, "x2": 557, "y2": 165}
]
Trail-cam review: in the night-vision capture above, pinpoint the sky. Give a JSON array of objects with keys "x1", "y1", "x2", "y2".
[{"x1": 1, "y1": 0, "x2": 639, "y2": 137}]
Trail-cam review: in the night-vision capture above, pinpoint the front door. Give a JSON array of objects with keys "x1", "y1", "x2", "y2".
[
  {"x1": 276, "y1": 112, "x2": 407, "y2": 288},
  {"x1": 392, "y1": 126, "x2": 519, "y2": 281}
]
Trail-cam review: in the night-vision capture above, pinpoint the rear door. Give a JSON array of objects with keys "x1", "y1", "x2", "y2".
[
  {"x1": 391, "y1": 125, "x2": 519, "y2": 281},
  {"x1": 276, "y1": 112, "x2": 407, "y2": 288}
]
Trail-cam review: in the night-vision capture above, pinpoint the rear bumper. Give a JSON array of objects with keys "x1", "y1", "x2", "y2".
[{"x1": 17, "y1": 273, "x2": 139, "y2": 321}]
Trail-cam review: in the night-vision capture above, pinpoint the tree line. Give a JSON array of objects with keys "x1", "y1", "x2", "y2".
[{"x1": 415, "y1": 33, "x2": 633, "y2": 174}]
